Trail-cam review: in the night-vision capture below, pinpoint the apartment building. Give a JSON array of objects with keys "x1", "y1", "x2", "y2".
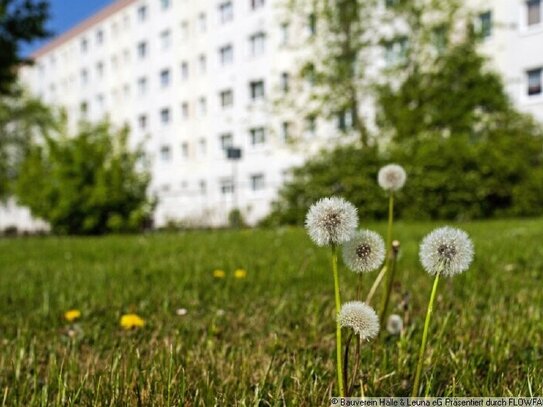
[{"x1": 1, "y1": 0, "x2": 543, "y2": 231}]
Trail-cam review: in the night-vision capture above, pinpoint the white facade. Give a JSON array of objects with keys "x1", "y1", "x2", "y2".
[{"x1": 3, "y1": 0, "x2": 543, "y2": 230}]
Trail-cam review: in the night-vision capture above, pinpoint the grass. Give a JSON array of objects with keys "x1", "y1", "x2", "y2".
[{"x1": 0, "y1": 218, "x2": 542, "y2": 405}]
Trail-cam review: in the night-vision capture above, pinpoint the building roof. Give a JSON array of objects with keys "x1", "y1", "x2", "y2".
[{"x1": 31, "y1": 0, "x2": 136, "y2": 59}]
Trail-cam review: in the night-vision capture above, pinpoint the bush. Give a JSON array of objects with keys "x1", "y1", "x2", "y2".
[{"x1": 14, "y1": 121, "x2": 153, "y2": 235}]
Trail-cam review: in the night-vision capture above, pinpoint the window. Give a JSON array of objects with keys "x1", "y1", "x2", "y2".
[
  {"x1": 251, "y1": 0, "x2": 265, "y2": 10},
  {"x1": 96, "y1": 29, "x2": 104, "y2": 45},
  {"x1": 219, "y1": 44, "x2": 234, "y2": 65},
  {"x1": 138, "y1": 114, "x2": 147, "y2": 129},
  {"x1": 160, "y1": 108, "x2": 171, "y2": 124},
  {"x1": 160, "y1": 145, "x2": 172, "y2": 161},
  {"x1": 160, "y1": 69, "x2": 171, "y2": 87},
  {"x1": 308, "y1": 13, "x2": 317, "y2": 36},
  {"x1": 181, "y1": 21, "x2": 189, "y2": 40},
  {"x1": 250, "y1": 127, "x2": 266, "y2": 146},
  {"x1": 160, "y1": 30, "x2": 171, "y2": 50},
  {"x1": 137, "y1": 5, "x2": 148, "y2": 22},
  {"x1": 280, "y1": 72, "x2": 290, "y2": 93},
  {"x1": 249, "y1": 32, "x2": 266, "y2": 56},
  {"x1": 479, "y1": 11, "x2": 492, "y2": 38},
  {"x1": 220, "y1": 133, "x2": 233, "y2": 149},
  {"x1": 181, "y1": 62, "x2": 189, "y2": 80},
  {"x1": 219, "y1": 2, "x2": 233, "y2": 23},
  {"x1": 220, "y1": 89, "x2": 234, "y2": 108},
  {"x1": 198, "y1": 139, "x2": 207, "y2": 156},
  {"x1": 250, "y1": 174, "x2": 265, "y2": 191},
  {"x1": 198, "y1": 13, "x2": 207, "y2": 32},
  {"x1": 306, "y1": 115, "x2": 317, "y2": 135},
  {"x1": 280, "y1": 22, "x2": 289, "y2": 46},
  {"x1": 96, "y1": 62, "x2": 104, "y2": 78},
  {"x1": 138, "y1": 77, "x2": 148, "y2": 94},
  {"x1": 281, "y1": 121, "x2": 291, "y2": 141},
  {"x1": 161, "y1": 0, "x2": 171, "y2": 10},
  {"x1": 528, "y1": 68, "x2": 542, "y2": 96},
  {"x1": 81, "y1": 38, "x2": 88, "y2": 53},
  {"x1": 81, "y1": 69, "x2": 89, "y2": 85},
  {"x1": 181, "y1": 102, "x2": 190, "y2": 119},
  {"x1": 181, "y1": 142, "x2": 189, "y2": 158},
  {"x1": 527, "y1": 0, "x2": 541, "y2": 26},
  {"x1": 137, "y1": 41, "x2": 148, "y2": 59},
  {"x1": 385, "y1": 37, "x2": 408, "y2": 67},
  {"x1": 199, "y1": 180, "x2": 207, "y2": 194},
  {"x1": 250, "y1": 80, "x2": 265, "y2": 101},
  {"x1": 337, "y1": 110, "x2": 353, "y2": 131},
  {"x1": 220, "y1": 178, "x2": 235, "y2": 195},
  {"x1": 198, "y1": 97, "x2": 207, "y2": 116},
  {"x1": 198, "y1": 54, "x2": 207, "y2": 73}
]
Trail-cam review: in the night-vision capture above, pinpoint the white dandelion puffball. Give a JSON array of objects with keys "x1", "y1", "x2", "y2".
[
  {"x1": 342, "y1": 230, "x2": 386, "y2": 273},
  {"x1": 378, "y1": 164, "x2": 407, "y2": 192},
  {"x1": 386, "y1": 314, "x2": 403, "y2": 335},
  {"x1": 305, "y1": 197, "x2": 358, "y2": 246},
  {"x1": 338, "y1": 301, "x2": 380, "y2": 340},
  {"x1": 419, "y1": 226, "x2": 474, "y2": 277}
]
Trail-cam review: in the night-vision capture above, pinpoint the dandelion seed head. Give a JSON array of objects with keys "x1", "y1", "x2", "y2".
[
  {"x1": 378, "y1": 164, "x2": 407, "y2": 192},
  {"x1": 419, "y1": 226, "x2": 474, "y2": 277},
  {"x1": 342, "y1": 230, "x2": 385, "y2": 273},
  {"x1": 337, "y1": 301, "x2": 379, "y2": 340},
  {"x1": 305, "y1": 197, "x2": 358, "y2": 246},
  {"x1": 386, "y1": 314, "x2": 403, "y2": 335}
]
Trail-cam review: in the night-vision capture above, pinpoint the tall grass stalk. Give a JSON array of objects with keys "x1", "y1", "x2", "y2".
[
  {"x1": 331, "y1": 245, "x2": 345, "y2": 397},
  {"x1": 412, "y1": 272, "x2": 441, "y2": 397}
]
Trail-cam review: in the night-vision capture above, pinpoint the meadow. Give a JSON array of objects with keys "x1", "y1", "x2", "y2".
[{"x1": 0, "y1": 218, "x2": 542, "y2": 405}]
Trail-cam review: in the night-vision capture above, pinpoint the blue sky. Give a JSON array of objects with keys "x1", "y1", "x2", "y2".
[{"x1": 22, "y1": 0, "x2": 114, "y2": 56}]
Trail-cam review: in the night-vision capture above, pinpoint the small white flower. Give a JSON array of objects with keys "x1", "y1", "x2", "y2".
[
  {"x1": 342, "y1": 230, "x2": 385, "y2": 273},
  {"x1": 305, "y1": 197, "x2": 358, "y2": 246},
  {"x1": 176, "y1": 308, "x2": 188, "y2": 316},
  {"x1": 419, "y1": 226, "x2": 474, "y2": 277},
  {"x1": 338, "y1": 301, "x2": 379, "y2": 340},
  {"x1": 378, "y1": 164, "x2": 407, "y2": 192},
  {"x1": 386, "y1": 314, "x2": 403, "y2": 335}
]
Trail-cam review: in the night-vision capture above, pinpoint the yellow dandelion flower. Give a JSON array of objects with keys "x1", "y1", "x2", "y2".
[
  {"x1": 64, "y1": 309, "x2": 81, "y2": 323},
  {"x1": 213, "y1": 269, "x2": 226, "y2": 278},
  {"x1": 120, "y1": 314, "x2": 145, "y2": 330},
  {"x1": 234, "y1": 269, "x2": 247, "y2": 279}
]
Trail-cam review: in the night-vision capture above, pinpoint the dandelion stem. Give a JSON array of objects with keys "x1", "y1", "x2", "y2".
[
  {"x1": 366, "y1": 264, "x2": 387, "y2": 305},
  {"x1": 380, "y1": 240, "x2": 399, "y2": 325},
  {"x1": 380, "y1": 192, "x2": 395, "y2": 321},
  {"x1": 412, "y1": 272, "x2": 440, "y2": 397},
  {"x1": 331, "y1": 245, "x2": 345, "y2": 397}
]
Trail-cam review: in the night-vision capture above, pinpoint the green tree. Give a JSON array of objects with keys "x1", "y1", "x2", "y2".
[
  {"x1": 282, "y1": 0, "x2": 380, "y2": 146},
  {"x1": 0, "y1": 0, "x2": 50, "y2": 95},
  {"x1": 15, "y1": 121, "x2": 153, "y2": 234},
  {"x1": 0, "y1": 87, "x2": 56, "y2": 198}
]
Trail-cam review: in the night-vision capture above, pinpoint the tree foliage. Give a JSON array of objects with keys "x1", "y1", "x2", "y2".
[
  {"x1": 0, "y1": 0, "x2": 50, "y2": 95},
  {"x1": 14, "y1": 121, "x2": 153, "y2": 234}
]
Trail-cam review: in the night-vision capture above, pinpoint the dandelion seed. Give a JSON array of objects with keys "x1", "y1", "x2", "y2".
[
  {"x1": 386, "y1": 314, "x2": 403, "y2": 335},
  {"x1": 64, "y1": 309, "x2": 81, "y2": 323},
  {"x1": 213, "y1": 269, "x2": 226, "y2": 278},
  {"x1": 176, "y1": 308, "x2": 188, "y2": 316},
  {"x1": 305, "y1": 197, "x2": 358, "y2": 247},
  {"x1": 419, "y1": 226, "x2": 474, "y2": 277},
  {"x1": 338, "y1": 301, "x2": 379, "y2": 341},
  {"x1": 120, "y1": 314, "x2": 145, "y2": 330},
  {"x1": 234, "y1": 269, "x2": 247, "y2": 279},
  {"x1": 378, "y1": 164, "x2": 407, "y2": 192},
  {"x1": 342, "y1": 230, "x2": 386, "y2": 273}
]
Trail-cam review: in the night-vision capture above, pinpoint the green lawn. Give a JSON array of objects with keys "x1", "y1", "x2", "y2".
[{"x1": 0, "y1": 218, "x2": 542, "y2": 405}]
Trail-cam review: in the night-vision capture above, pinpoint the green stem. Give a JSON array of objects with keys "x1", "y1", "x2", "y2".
[
  {"x1": 411, "y1": 273, "x2": 440, "y2": 397},
  {"x1": 331, "y1": 245, "x2": 345, "y2": 397},
  {"x1": 380, "y1": 192, "x2": 395, "y2": 321}
]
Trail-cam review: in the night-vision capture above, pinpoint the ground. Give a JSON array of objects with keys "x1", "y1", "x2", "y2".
[{"x1": 0, "y1": 218, "x2": 542, "y2": 405}]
